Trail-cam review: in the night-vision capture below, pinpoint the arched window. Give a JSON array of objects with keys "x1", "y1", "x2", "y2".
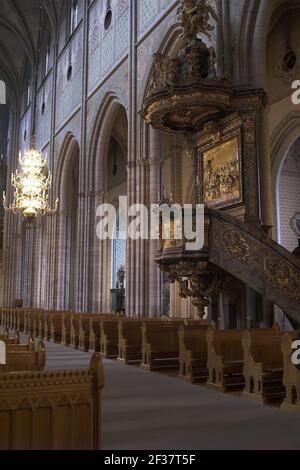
[
  {"x1": 0, "y1": 81, "x2": 6, "y2": 105},
  {"x1": 70, "y1": 0, "x2": 78, "y2": 35},
  {"x1": 26, "y1": 81, "x2": 31, "y2": 107},
  {"x1": 111, "y1": 215, "x2": 126, "y2": 290},
  {"x1": 44, "y1": 35, "x2": 51, "y2": 76},
  {"x1": 278, "y1": 137, "x2": 300, "y2": 252}
]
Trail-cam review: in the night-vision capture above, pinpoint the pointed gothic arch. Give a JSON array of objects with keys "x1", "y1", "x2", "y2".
[{"x1": 54, "y1": 133, "x2": 80, "y2": 310}]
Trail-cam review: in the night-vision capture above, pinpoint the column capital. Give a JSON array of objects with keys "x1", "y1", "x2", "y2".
[
  {"x1": 148, "y1": 158, "x2": 161, "y2": 167},
  {"x1": 127, "y1": 161, "x2": 138, "y2": 170}
]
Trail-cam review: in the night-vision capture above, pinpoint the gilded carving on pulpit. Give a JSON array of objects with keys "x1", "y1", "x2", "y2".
[
  {"x1": 178, "y1": 0, "x2": 218, "y2": 44},
  {"x1": 201, "y1": 134, "x2": 242, "y2": 209},
  {"x1": 161, "y1": 219, "x2": 184, "y2": 250}
]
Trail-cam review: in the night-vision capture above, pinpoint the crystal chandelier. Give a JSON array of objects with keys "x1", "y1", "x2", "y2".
[
  {"x1": 2, "y1": 2, "x2": 58, "y2": 224},
  {"x1": 3, "y1": 148, "x2": 58, "y2": 224}
]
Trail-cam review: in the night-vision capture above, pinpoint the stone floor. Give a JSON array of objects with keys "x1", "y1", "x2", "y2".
[{"x1": 7, "y1": 331, "x2": 300, "y2": 450}]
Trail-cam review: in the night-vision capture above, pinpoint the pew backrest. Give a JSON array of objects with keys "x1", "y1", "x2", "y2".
[
  {"x1": 206, "y1": 326, "x2": 244, "y2": 361},
  {"x1": 0, "y1": 353, "x2": 104, "y2": 450}
]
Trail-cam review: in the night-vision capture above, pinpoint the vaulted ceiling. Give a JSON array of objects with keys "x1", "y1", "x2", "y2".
[{"x1": 0, "y1": 0, "x2": 60, "y2": 104}]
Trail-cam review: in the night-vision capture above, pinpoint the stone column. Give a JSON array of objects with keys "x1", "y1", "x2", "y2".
[
  {"x1": 1, "y1": 109, "x2": 21, "y2": 306},
  {"x1": 241, "y1": 110, "x2": 261, "y2": 224},
  {"x1": 219, "y1": 292, "x2": 229, "y2": 329},
  {"x1": 126, "y1": 161, "x2": 137, "y2": 315},
  {"x1": 135, "y1": 122, "x2": 152, "y2": 317},
  {"x1": 138, "y1": 160, "x2": 148, "y2": 316},
  {"x1": 31, "y1": 220, "x2": 45, "y2": 307},
  {"x1": 239, "y1": 102, "x2": 275, "y2": 328},
  {"x1": 170, "y1": 282, "x2": 180, "y2": 318},
  {"x1": 221, "y1": 0, "x2": 231, "y2": 77},
  {"x1": 171, "y1": 135, "x2": 182, "y2": 204},
  {"x1": 54, "y1": 209, "x2": 69, "y2": 311},
  {"x1": 45, "y1": 210, "x2": 59, "y2": 310},
  {"x1": 246, "y1": 286, "x2": 257, "y2": 328},
  {"x1": 259, "y1": 106, "x2": 274, "y2": 231},
  {"x1": 91, "y1": 191, "x2": 104, "y2": 313},
  {"x1": 85, "y1": 191, "x2": 98, "y2": 313},
  {"x1": 45, "y1": 22, "x2": 60, "y2": 311},
  {"x1": 75, "y1": 192, "x2": 85, "y2": 312},
  {"x1": 126, "y1": 0, "x2": 138, "y2": 316},
  {"x1": 76, "y1": 0, "x2": 89, "y2": 313},
  {"x1": 135, "y1": 161, "x2": 142, "y2": 315},
  {"x1": 148, "y1": 127, "x2": 161, "y2": 317},
  {"x1": 260, "y1": 299, "x2": 274, "y2": 328}
]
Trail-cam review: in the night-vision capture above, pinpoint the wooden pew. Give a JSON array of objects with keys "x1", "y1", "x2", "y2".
[
  {"x1": 38, "y1": 310, "x2": 46, "y2": 338},
  {"x1": 178, "y1": 321, "x2": 209, "y2": 383},
  {"x1": 50, "y1": 312, "x2": 64, "y2": 344},
  {"x1": 281, "y1": 333, "x2": 300, "y2": 412},
  {"x1": 32, "y1": 310, "x2": 43, "y2": 338},
  {"x1": 0, "y1": 353, "x2": 104, "y2": 450},
  {"x1": 100, "y1": 316, "x2": 119, "y2": 359},
  {"x1": 70, "y1": 314, "x2": 81, "y2": 349},
  {"x1": 37, "y1": 309, "x2": 55, "y2": 339},
  {"x1": 90, "y1": 316, "x2": 101, "y2": 352},
  {"x1": 10, "y1": 308, "x2": 24, "y2": 332},
  {"x1": 62, "y1": 312, "x2": 74, "y2": 346},
  {"x1": 79, "y1": 314, "x2": 95, "y2": 352},
  {"x1": 89, "y1": 314, "x2": 112, "y2": 352},
  {"x1": 10, "y1": 308, "x2": 17, "y2": 331},
  {"x1": 33, "y1": 309, "x2": 41, "y2": 336},
  {"x1": 0, "y1": 329, "x2": 20, "y2": 345},
  {"x1": 118, "y1": 318, "x2": 144, "y2": 364},
  {"x1": 8, "y1": 308, "x2": 16, "y2": 330},
  {"x1": 0, "y1": 308, "x2": 10, "y2": 329},
  {"x1": 4, "y1": 308, "x2": 13, "y2": 330},
  {"x1": 25, "y1": 309, "x2": 41, "y2": 336},
  {"x1": 141, "y1": 319, "x2": 183, "y2": 371},
  {"x1": 241, "y1": 326, "x2": 293, "y2": 403},
  {"x1": 7, "y1": 308, "x2": 14, "y2": 330},
  {"x1": 206, "y1": 325, "x2": 244, "y2": 392},
  {"x1": 15, "y1": 309, "x2": 25, "y2": 333},
  {"x1": 0, "y1": 338, "x2": 46, "y2": 372},
  {"x1": 0, "y1": 327, "x2": 9, "y2": 340},
  {"x1": 4, "y1": 335, "x2": 35, "y2": 355},
  {"x1": 44, "y1": 311, "x2": 54, "y2": 342},
  {"x1": 118, "y1": 317, "x2": 179, "y2": 364},
  {"x1": 0, "y1": 308, "x2": 4, "y2": 327},
  {"x1": 23, "y1": 309, "x2": 30, "y2": 334},
  {"x1": 23, "y1": 308, "x2": 37, "y2": 335}
]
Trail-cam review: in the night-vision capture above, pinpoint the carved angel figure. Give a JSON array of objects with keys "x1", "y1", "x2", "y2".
[
  {"x1": 148, "y1": 53, "x2": 165, "y2": 95},
  {"x1": 178, "y1": 0, "x2": 218, "y2": 44}
]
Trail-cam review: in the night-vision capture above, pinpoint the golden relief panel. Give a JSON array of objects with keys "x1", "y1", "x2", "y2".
[
  {"x1": 201, "y1": 135, "x2": 242, "y2": 209},
  {"x1": 161, "y1": 219, "x2": 184, "y2": 251},
  {"x1": 263, "y1": 252, "x2": 300, "y2": 303}
]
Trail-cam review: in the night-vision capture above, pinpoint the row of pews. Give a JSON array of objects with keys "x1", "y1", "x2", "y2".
[
  {"x1": 0, "y1": 322, "x2": 104, "y2": 450},
  {"x1": 2, "y1": 308, "x2": 299, "y2": 412}
]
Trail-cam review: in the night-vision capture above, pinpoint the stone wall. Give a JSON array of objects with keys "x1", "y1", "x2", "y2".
[{"x1": 279, "y1": 138, "x2": 300, "y2": 252}]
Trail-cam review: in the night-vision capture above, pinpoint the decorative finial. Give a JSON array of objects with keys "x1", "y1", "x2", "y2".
[{"x1": 178, "y1": 0, "x2": 218, "y2": 45}]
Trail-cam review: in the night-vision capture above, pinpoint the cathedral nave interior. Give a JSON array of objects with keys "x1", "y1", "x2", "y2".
[{"x1": 0, "y1": 0, "x2": 300, "y2": 452}]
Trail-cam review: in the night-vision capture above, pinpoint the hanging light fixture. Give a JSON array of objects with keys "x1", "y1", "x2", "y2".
[
  {"x1": 3, "y1": 148, "x2": 58, "y2": 223},
  {"x1": 2, "y1": 1, "x2": 58, "y2": 224}
]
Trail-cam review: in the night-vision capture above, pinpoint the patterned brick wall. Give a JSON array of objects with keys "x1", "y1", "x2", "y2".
[
  {"x1": 88, "y1": 0, "x2": 129, "y2": 94},
  {"x1": 55, "y1": 27, "x2": 83, "y2": 130},
  {"x1": 36, "y1": 72, "x2": 52, "y2": 150},
  {"x1": 138, "y1": 0, "x2": 175, "y2": 37}
]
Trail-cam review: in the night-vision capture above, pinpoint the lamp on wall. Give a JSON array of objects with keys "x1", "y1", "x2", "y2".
[{"x1": 2, "y1": 1, "x2": 58, "y2": 224}]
